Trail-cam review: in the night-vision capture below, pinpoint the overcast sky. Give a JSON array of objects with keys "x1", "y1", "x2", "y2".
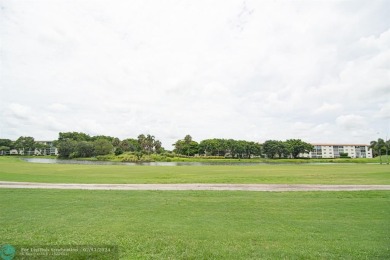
[{"x1": 1, "y1": 0, "x2": 389, "y2": 148}]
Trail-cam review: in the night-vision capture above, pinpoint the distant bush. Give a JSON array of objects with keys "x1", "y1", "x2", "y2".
[
  {"x1": 96, "y1": 154, "x2": 116, "y2": 161},
  {"x1": 339, "y1": 152, "x2": 351, "y2": 158},
  {"x1": 114, "y1": 148, "x2": 123, "y2": 156},
  {"x1": 162, "y1": 152, "x2": 175, "y2": 158},
  {"x1": 119, "y1": 153, "x2": 140, "y2": 162},
  {"x1": 200, "y1": 156, "x2": 226, "y2": 159}
]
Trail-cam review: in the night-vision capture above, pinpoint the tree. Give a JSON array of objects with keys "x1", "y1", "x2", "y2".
[
  {"x1": 370, "y1": 138, "x2": 385, "y2": 164},
  {"x1": 14, "y1": 136, "x2": 36, "y2": 155},
  {"x1": 0, "y1": 139, "x2": 12, "y2": 155},
  {"x1": 112, "y1": 138, "x2": 120, "y2": 147},
  {"x1": 216, "y1": 139, "x2": 227, "y2": 156},
  {"x1": 276, "y1": 141, "x2": 289, "y2": 158},
  {"x1": 120, "y1": 138, "x2": 140, "y2": 152},
  {"x1": 154, "y1": 140, "x2": 163, "y2": 154},
  {"x1": 136, "y1": 134, "x2": 161, "y2": 154},
  {"x1": 262, "y1": 140, "x2": 281, "y2": 159},
  {"x1": 235, "y1": 140, "x2": 247, "y2": 158},
  {"x1": 184, "y1": 135, "x2": 192, "y2": 144},
  {"x1": 247, "y1": 141, "x2": 262, "y2": 158},
  {"x1": 76, "y1": 141, "x2": 95, "y2": 158},
  {"x1": 173, "y1": 140, "x2": 184, "y2": 154},
  {"x1": 174, "y1": 135, "x2": 199, "y2": 156},
  {"x1": 137, "y1": 134, "x2": 147, "y2": 153},
  {"x1": 199, "y1": 139, "x2": 217, "y2": 156},
  {"x1": 198, "y1": 138, "x2": 261, "y2": 158},
  {"x1": 57, "y1": 139, "x2": 77, "y2": 158},
  {"x1": 93, "y1": 139, "x2": 114, "y2": 156},
  {"x1": 58, "y1": 132, "x2": 91, "y2": 142},
  {"x1": 119, "y1": 140, "x2": 130, "y2": 151},
  {"x1": 227, "y1": 139, "x2": 236, "y2": 158},
  {"x1": 386, "y1": 139, "x2": 390, "y2": 165},
  {"x1": 285, "y1": 139, "x2": 313, "y2": 159},
  {"x1": 91, "y1": 135, "x2": 114, "y2": 142},
  {"x1": 114, "y1": 147, "x2": 124, "y2": 156},
  {"x1": 184, "y1": 135, "x2": 192, "y2": 156},
  {"x1": 145, "y1": 134, "x2": 155, "y2": 154},
  {"x1": 0, "y1": 139, "x2": 13, "y2": 148}
]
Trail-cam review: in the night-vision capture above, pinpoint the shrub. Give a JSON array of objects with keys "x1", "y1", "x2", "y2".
[
  {"x1": 114, "y1": 148, "x2": 123, "y2": 156},
  {"x1": 339, "y1": 152, "x2": 351, "y2": 158}
]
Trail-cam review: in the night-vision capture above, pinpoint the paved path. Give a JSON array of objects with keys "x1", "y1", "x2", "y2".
[{"x1": 1, "y1": 181, "x2": 390, "y2": 191}]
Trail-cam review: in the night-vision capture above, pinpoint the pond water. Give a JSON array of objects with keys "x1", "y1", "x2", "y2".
[
  {"x1": 22, "y1": 158, "x2": 277, "y2": 166},
  {"x1": 23, "y1": 158, "x2": 340, "y2": 166}
]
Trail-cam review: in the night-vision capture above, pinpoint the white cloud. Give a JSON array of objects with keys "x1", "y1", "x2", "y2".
[
  {"x1": 336, "y1": 114, "x2": 367, "y2": 130},
  {"x1": 6, "y1": 103, "x2": 31, "y2": 120},
  {"x1": 48, "y1": 103, "x2": 69, "y2": 112},
  {"x1": 1, "y1": 0, "x2": 390, "y2": 146},
  {"x1": 374, "y1": 103, "x2": 390, "y2": 119},
  {"x1": 313, "y1": 103, "x2": 342, "y2": 115}
]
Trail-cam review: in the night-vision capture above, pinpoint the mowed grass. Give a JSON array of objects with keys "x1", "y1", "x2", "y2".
[
  {"x1": 1, "y1": 189, "x2": 389, "y2": 259},
  {"x1": 0, "y1": 157, "x2": 389, "y2": 184}
]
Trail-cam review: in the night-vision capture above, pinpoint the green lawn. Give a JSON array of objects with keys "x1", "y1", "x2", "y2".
[
  {"x1": 1, "y1": 189, "x2": 389, "y2": 259},
  {"x1": 1, "y1": 157, "x2": 389, "y2": 259},
  {"x1": 0, "y1": 157, "x2": 389, "y2": 184}
]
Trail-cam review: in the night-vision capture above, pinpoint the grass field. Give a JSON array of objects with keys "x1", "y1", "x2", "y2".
[
  {"x1": 1, "y1": 157, "x2": 389, "y2": 259},
  {"x1": 1, "y1": 189, "x2": 389, "y2": 259},
  {"x1": 0, "y1": 157, "x2": 389, "y2": 184}
]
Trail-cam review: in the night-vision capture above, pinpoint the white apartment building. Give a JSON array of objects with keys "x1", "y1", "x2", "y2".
[
  {"x1": 35, "y1": 141, "x2": 58, "y2": 156},
  {"x1": 6, "y1": 141, "x2": 58, "y2": 156},
  {"x1": 301, "y1": 144, "x2": 372, "y2": 159}
]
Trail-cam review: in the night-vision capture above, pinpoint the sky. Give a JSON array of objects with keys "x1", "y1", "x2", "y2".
[{"x1": 1, "y1": 0, "x2": 390, "y2": 149}]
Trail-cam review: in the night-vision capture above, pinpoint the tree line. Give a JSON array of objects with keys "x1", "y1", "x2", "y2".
[
  {"x1": 173, "y1": 135, "x2": 317, "y2": 159},
  {"x1": 2, "y1": 132, "x2": 388, "y2": 160},
  {"x1": 1, "y1": 133, "x2": 312, "y2": 159},
  {"x1": 173, "y1": 135, "x2": 262, "y2": 158},
  {"x1": 0, "y1": 133, "x2": 163, "y2": 158},
  {"x1": 55, "y1": 132, "x2": 163, "y2": 159},
  {"x1": 262, "y1": 139, "x2": 314, "y2": 159}
]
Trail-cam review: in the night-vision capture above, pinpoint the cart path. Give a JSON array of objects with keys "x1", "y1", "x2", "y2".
[{"x1": 1, "y1": 181, "x2": 390, "y2": 191}]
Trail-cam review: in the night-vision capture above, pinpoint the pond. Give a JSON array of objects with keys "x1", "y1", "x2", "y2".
[
  {"x1": 21, "y1": 158, "x2": 347, "y2": 166},
  {"x1": 22, "y1": 158, "x2": 276, "y2": 166}
]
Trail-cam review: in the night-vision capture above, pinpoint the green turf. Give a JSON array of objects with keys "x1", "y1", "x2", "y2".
[
  {"x1": 0, "y1": 157, "x2": 389, "y2": 184},
  {"x1": 1, "y1": 189, "x2": 389, "y2": 259}
]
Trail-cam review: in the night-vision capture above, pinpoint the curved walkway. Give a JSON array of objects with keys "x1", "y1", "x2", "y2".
[{"x1": 1, "y1": 181, "x2": 390, "y2": 191}]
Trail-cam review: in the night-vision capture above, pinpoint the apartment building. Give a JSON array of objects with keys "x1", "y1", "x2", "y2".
[
  {"x1": 302, "y1": 144, "x2": 372, "y2": 159},
  {"x1": 6, "y1": 141, "x2": 58, "y2": 156},
  {"x1": 35, "y1": 141, "x2": 58, "y2": 156}
]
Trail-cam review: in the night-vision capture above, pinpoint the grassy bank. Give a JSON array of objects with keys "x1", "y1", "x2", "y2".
[
  {"x1": 0, "y1": 157, "x2": 389, "y2": 184},
  {"x1": 5, "y1": 154, "x2": 389, "y2": 163},
  {"x1": 1, "y1": 189, "x2": 389, "y2": 259},
  {"x1": 95, "y1": 152, "x2": 389, "y2": 164}
]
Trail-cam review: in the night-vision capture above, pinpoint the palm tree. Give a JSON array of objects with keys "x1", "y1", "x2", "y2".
[
  {"x1": 154, "y1": 140, "x2": 162, "y2": 154},
  {"x1": 137, "y1": 134, "x2": 146, "y2": 153},
  {"x1": 370, "y1": 140, "x2": 377, "y2": 159},
  {"x1": 145, "y1": 134, "x2": 155, "y2": 154},
  {"x1": 184, "y1": 135, "x2": 192, "y2": 156}
]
